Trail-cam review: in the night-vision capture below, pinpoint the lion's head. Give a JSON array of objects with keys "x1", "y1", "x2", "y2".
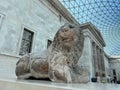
[{"x1": 51, "y1": 23, "x2": 84, "y2": 67}]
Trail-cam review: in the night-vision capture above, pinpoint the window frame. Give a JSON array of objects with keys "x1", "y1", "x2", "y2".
[{"x1": 19, "y1": 27, "x2": 34, "y2": 55}]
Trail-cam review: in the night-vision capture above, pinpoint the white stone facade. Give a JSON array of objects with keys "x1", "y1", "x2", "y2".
[
  {"x1": 0, "y1": 0, "x2": 78, "y2": 79},
  {"x1": 79, "y1": 23, "x2": 106, "y2": 80},
  {"x1": 0, "y1": 0, "x2": 119, "y2": 82},
  {"x1": 0, "y1": 0, "x2": 68, "y2": 57}
]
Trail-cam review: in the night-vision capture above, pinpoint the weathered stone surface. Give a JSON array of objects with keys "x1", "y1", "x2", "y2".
[
  {"x1": 15, "y1": 51, "x2": 49, "y2": 79},
  {"x1": 0, "y1": 0, "x2": 67, "y2": 56},
  {"x1": 48, "y1": 23, "x2": 89, "y2": 83},
  {"x1": 30, "y1": 58, "x2": 48, "y2": 78},
  {"x1": 15, "y1": 23, "x2": 90, "y2": 83},
  {"x1": 15, "y1": 53, "x2": 31, "y2": 79}
]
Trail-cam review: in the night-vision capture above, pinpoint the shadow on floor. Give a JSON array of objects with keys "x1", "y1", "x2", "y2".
[{"x1": 25, "y1": 76, "x2": 51, "y2": 81}]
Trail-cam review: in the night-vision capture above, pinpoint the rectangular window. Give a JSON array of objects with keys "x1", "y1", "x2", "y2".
[{"x1": 19, "y1": 28, "x2": 34, "y2": 55}]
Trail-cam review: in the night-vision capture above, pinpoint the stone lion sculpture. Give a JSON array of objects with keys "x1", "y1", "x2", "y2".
[
  {"x1": 15, "y1": 52, "x2": 49, "y2": 79},
  {"x1": 15, "y1": 23, "x2": 90, "y2": 83}
]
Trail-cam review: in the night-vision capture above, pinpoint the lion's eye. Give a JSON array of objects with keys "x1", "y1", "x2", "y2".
[
  {"x1": 63, "y1": 29, "x2": 67, "y2": 32},
  {"x1": 64, "y1": 29, "x2": 68, "y2": 32}
]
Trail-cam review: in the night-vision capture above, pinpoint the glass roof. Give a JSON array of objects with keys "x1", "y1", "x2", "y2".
[{"x1": 59, "y1": 0, "x2": 120, "y2": 56}]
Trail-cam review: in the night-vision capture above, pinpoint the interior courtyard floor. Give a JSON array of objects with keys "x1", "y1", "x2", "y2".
[
  {"x1": 0, "y1": 58, "x2": 120, "y2": 90},
  {"x1": 0, "y1": 76, "x2": 120, "y2": 90},
  {"x1": 0, "y1": 58, "x2": 119, "y2": 90}
]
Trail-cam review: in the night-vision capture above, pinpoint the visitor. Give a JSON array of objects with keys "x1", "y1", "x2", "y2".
[
  {"x1": 97, "y1": 75, "x2": 101, "y2": 83},
  {"x1": 107, "y1": 75, "x2": 111, "y2": 83},
  {"x1": 95, "y1": 72, "x2": 101, "y2": 83},
  {"x1": 113, "y1": 76, "x2": 117, "y2": 83},
  {"x1": 101, "y1": 74, "x2": 107, "y2": 83}
]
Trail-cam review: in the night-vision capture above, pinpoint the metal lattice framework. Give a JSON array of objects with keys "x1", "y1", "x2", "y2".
[{"x1": 59, "y1": 0, "x2": 120, "y2": 56}]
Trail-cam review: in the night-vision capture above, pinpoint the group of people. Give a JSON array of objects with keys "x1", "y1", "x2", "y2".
[
  {"x1": 94, "y1": 72, "x2": 117, "y2": 83},
  {"x1": 109, "y1": 75, "x2": 117, "y2": 83}
]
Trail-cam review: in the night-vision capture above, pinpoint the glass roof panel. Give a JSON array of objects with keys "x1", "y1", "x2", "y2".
[{"x1": 59, "y1": 0, "x2": 120, "y2": 56}]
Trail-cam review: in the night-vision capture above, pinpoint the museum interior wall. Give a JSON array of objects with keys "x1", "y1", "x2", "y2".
[
  {"x1": 0, "y1": 0, "x2": 119, "y2": 82},
  {"x1": 0, "y1": 0, "x2": 67, "y2": 57},
  {"x1": 0, "y1": 0, "x2": 77, "y2": 79}
]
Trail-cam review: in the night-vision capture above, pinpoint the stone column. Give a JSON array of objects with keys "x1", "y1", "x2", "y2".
[
  {"x1": 85, "y1": 36, "x2": 93, "y2": 80},
  {"x1": 92, "y1": 42, "x2": 95, "y2": 77},
  {"x1": 79, "y1": 35, "x2": 93, "y2": 80},
  {"x1": 101, "y1": 50, "x2": 105, "y2": 75},
  {"x1": 96, "y1": 46, "x2": 101, "y2": 76},
  {"x1": 92, "y1": 43, "x2": 98, "y2": 77},
  {"x1": 81, "y1": 29, "x2": 97, "y2": 81},
  {"x1": 94, "y1": 44, "x2": 98, "y2": 75},
  {"x1": 96, "y1": 47, "x2": 98, "y2": 75},
  {"x1": 99, "y1": 48, "x2": 102, "y2": 77}
]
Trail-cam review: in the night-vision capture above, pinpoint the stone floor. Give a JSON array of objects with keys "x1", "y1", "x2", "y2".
[
  {"x1": 0, "y1": 77, "x2": 120, "y2": 90},
  {"x1": 0, "y1": 57, "x2": 120, "y2": 90}
]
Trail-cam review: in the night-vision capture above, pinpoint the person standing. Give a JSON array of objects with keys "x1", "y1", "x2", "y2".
[
  {"x1": 107, "y1": 75, "x2": 111, "y2": 83},
  {"x1": 95, "y1": 72, "x2": 101, "y2": 83},
  {"x1": 101, "y1": 74, "x2": 107, "y2": 83},
  {"x1": 113, "y1": 76, "x2": 117, "y2": 83}
]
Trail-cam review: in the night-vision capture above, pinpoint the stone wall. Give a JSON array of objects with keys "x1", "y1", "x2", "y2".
[
  {"x1": 0, "y1": 0, "x2": 70, "y2": 79},
  {"x1": 0, "y1": 0, "x2": 68, "y2": 57},
  {"x1": 0, "y1": 54, "x2": 18, "y2": 79}
]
